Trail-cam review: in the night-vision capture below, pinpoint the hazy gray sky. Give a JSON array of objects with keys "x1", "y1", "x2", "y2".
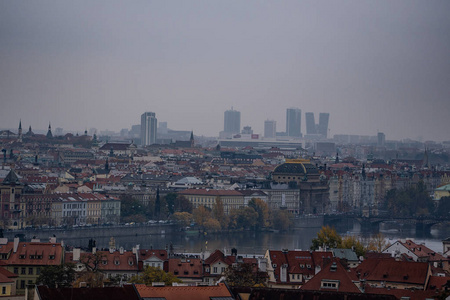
[{"x1": 1, "y1": 1, "x2": 449, "y2": 141}]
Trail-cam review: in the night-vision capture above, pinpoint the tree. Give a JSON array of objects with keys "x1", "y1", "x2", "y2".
[
  {"x1": 73, "y1": 271, "x2": 105, "y2": 288},
  {"x1": 37, "y1": 263, "x2": 76, "y2": 288},
  {"x1": 341, "y1": 235, "x2": 365, "y2": 257},
  {"x1": 366, "y1": 233, "x2": 389, "y2": 253},
  {"x1": 435, "y1": 196, "x2": 450, "y2": 218},
  {"x1": 80, "y1": 252, "x2": 106, "y2": 273},
  {"x1": 129, "y1": 266, "x2": 181, "y2": 285},
  {"x1": 384, "y1": 181, "x2": 434, "y2": 217},
  {"x1": 193, "y1": 205, "x2": 211, "y2": 229},
  {"x1": 120, "y1": 194, "x2": 147, "y2": 223},
  {"x1": 166, "y1": 194, "x2": 193, "y2": 215},
  {"x1": 172, "y1": 212, "x2": 193, "y2": 227},
  {"x1": 224, "y1": 263, "x2": 268, "y2": 287},
  {"x1": 248, "y1": 198, "x2": 270, "y2": 229},
  {"x1": 212, "y1": 197, "x2": 228, "y2": 229},
  {"x1": 271, "y1": 210, "x2": 291, "y2": 231},
  {"x1": 204, "y1": 218, "x2": 221, "y2": 232},
  {"x1": 228, "y1": 207, "x2": 258, "y2": 230},
  {"x1": 310, "y1": 226, "x2": 342, "y2": 250}
]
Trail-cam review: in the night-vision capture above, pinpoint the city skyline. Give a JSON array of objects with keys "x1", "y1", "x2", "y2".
[{"x1": 1, "y1": 1, "x2": 449, "y2": 141}]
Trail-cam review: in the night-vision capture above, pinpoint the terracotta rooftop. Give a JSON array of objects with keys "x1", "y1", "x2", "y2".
[{"x1": 135, "y1": 283, "x2": 234, "y2": 300}]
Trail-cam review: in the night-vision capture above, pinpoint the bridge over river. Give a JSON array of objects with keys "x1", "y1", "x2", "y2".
[{"x1": 324, "y1": 214, "x2": 450, "y2": 236}]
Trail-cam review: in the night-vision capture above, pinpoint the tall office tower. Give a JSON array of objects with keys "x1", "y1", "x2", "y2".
[
  {"x1": 224, "y1": 108, "x2": 241, "y2": 134},
  {"x1": 305, "y1": 112, "x2": 317, "y2": 135},
  {"x1": 286, "y1": 108, "x2": 302, "y2": 137},
  {"x1": 318, "y1": 113, "x2": 329, "y2": 138},
  {"x1": 377, "y1": 132, "x2": 385, "y2": 147},
  {"x1": 141, "y1": 112, "x2": 157, "y2": 146},
  {"x1": 264, "y1": 120, "x2": 276, "y2": 138}
]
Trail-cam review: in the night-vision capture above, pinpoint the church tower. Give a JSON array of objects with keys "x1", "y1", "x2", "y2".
[
  {"x1": 46, "y1": 123, "x2": 53, "y2": 139},
  {"x1": 190, "y1": 131, "x2": 194, "y2": 148},
  {"x1": 18, "y1": 120, "x2": 22, "y2": 141}
]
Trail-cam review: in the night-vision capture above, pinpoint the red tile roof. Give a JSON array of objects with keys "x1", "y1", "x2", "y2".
[
  {"x1": 301, "y1": 259, "x2": 361, "y2": 293},
  {"x1": 356, "y1": 258, "x2": 430, "y2": 286},
  {"x1": 168, "y1": 258, "x2": 203, "y2": 279},
  {"x1": 3, "y1": 241, "x2": 63, "y2": 266},
  {"x1": 135, "y1": 283, "x2": 233, "y2": 300}
]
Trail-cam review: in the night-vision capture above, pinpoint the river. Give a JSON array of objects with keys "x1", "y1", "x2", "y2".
[{"x1": 59, "y1": 225, "x2": 450, "y2": 255}]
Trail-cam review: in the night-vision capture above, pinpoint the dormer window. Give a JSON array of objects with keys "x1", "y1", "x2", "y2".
[
  {"x1": 102, "y1": 260, "x2": 107, "y2": 265},
  {"x1": 128, "y1": 260, "x2": 133, "y2": 266},
  {"x1": 19, "y1": 255, "x2": 25, "y2": 259},
  {"x1": 49, "y1": 255, "x2": 55, "y2": 260},
  {"x1": 115, "y1": 260, "x2": 120, "y2": 265}
]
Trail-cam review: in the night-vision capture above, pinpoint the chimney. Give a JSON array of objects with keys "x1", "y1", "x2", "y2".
[
  {"x1": 13, "y1": 237, "x2": 19, "y2": 253},
  {"x1": 49, "y1": 237, "x2": 57, "y2": 243},
  {"x1": 119, "y1": 247, "x2": 124, "y2": 255},
  {"x1": 0, "y1": 238, "x2": 8, "y2": 245},
  {"x1": 280, "y1": 264, "x2": 288, "y2": 282},
  {"x1": 73, "y1": 248, "x2": 81, "y2": 261},
  {"x1": 92, "y1": 247, "x2": 97, "y2": 254}
]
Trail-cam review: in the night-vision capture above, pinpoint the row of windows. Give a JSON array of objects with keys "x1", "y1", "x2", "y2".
[{"x1": 14, "y1": 267, "x2": 41, "y2": 275}]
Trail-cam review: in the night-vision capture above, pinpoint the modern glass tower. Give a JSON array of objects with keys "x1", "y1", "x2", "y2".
[
  {"x1": 286, "y1": 108, "x2": 301, "y2": 137},
  {"x1": 318, "y1": 113, "x2": 329, "y2": 138},
  {"x1": 264, "y1": 120, "x2": 276, "y2": 138},
  {"x1": 224, "y1": 109, "x2": 241, "y2": 134},
  {"x1": 305, "y1": 112, "x2": 317, "y2": 135},
  {"x1": 141, "y1": 112, "x2": 157, "y2": 146}
]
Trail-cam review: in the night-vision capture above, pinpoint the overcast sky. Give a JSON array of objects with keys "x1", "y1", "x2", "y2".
[{"x1": 1, "y1": 1, "x2": 449, "y2": 141}]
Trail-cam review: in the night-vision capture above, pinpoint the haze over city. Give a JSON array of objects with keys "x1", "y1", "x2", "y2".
[{"x1": 1, "y1": 1, "x2": 450, "y2": 141}]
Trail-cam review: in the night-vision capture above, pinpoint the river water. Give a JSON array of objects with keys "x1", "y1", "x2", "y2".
[{"x1": 61, "y1": 225, "x2": 450, "y2": 255}]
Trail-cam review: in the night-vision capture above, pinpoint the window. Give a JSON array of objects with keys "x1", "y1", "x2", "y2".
[
  {"x1": 36, "y1": 267, "x2": 40, "y2": 275},
  {"x1": 13, "y1": 267, "x2": 18, "y2": 274},
  {"x1": 21, "y1": 268, "x2": 26, "y2": 275},
  {"x1": 28, "y1": 268, "x2": 33, "y2": 275},
  {"x1": 20, "y1": 280, "x2": 25, "y2": 289},
  {"x1": 213, "y1": 267, "x2": 217, "y2": 273},
  {"x1": 221, "y1": 267, "x2": 225, "y2": 273},
  {"x1": 1, "y1": 286, "x2": 5, "y2": 294}
]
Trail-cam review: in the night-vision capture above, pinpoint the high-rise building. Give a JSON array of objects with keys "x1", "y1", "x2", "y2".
[
  {"x1": 224, "y1": 108, "x2": 241, "y2": 134},
  {"x1": 305, "y1": 112, "x2": 317, "y2": 135},
  {"x1": 318, "y1": 113, "x2": 329, "y2": 138},
  {"x1": 264, "y1": 120, "x2": 276, "y2": 138},
  {"x1": 286, "y1": 108, "x2": 301, "y2": 137},
  {"x1": 141, "y1": 112, "x2": 157, "y2": 146},
  {"x1": 377, "y1": 132, "x2": 385, "y2": 147}
]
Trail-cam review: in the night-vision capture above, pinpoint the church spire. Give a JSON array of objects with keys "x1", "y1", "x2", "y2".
[
  {"x1": 46, "y1": 122, "x2": 53, "y2": 139},
  {"x1": 18, "y1": 120, "x2": 22, "y2": 140}
]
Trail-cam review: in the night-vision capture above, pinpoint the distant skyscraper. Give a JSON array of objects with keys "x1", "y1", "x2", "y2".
[
  {"x1": 318, "y1": 113, "x2": 329, "y2": 138},
  {"x1": 224, "y1": 108, "x2": 241, "y2": 134},
  {"x1": 305, "y1": 112, "x2": 317, "y2": 135},
  {"x1": 141, "y1": 112, "x2": 157, "y2": 146},
  {"x1": 264, "y1": 120, "x2": 276, "y2": 138},
  {"x1": 286, "y1": 108, "x2": 301, "y2": 137},
  {"x1": 377, "y1": 132, "x2": 386, "y2": 147}
]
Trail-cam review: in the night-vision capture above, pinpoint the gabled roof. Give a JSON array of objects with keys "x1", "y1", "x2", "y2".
[
  {"x1": 356, "y1": 258, "x2": 429, "y2": 285},
  {"x1": 301, "y1": 259, "x2": 361, "y2": 293},
  {"x1": 2, "y1": 169, "x2": 21, "y2": 185},
  {"x1": 5, "y1": 242, "x2": 63, "y2": 266},
  {"x1": 135, "y1": 283, "x2": 234, "y2": 300}
]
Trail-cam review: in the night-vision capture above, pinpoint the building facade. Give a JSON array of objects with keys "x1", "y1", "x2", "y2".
[
  {"x1": 286, "y1": 108, "x2": 301, "y2": 138},
  {"x1": 140, "y1": 112, "x2": 157, "y2": 146},
  {"x1": 224, "y1": 109, "x2": 241, "y2": 134}
]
